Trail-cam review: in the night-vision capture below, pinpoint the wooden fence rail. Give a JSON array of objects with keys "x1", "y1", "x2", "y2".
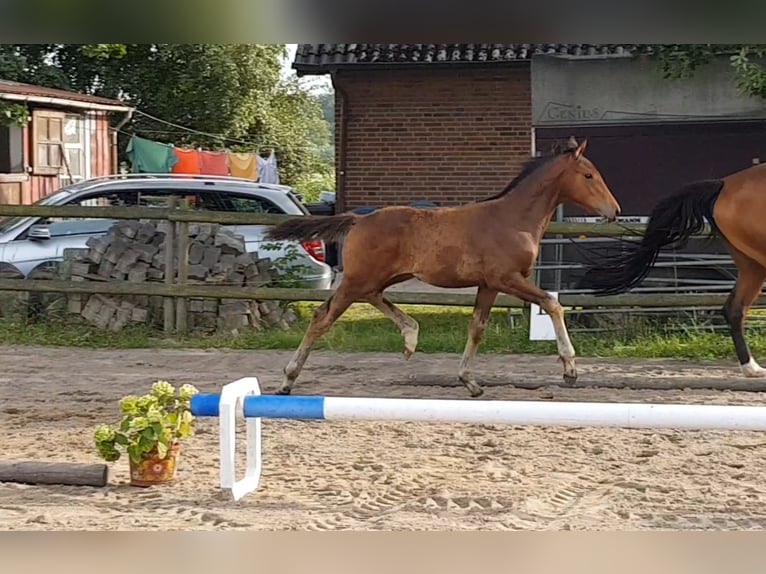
[
  {"x1": 0, "y1": 203, "x2": 672, "y2": 236},
  {"x1": 0, "y1": 278, "x2": 760, "y2": 309}
]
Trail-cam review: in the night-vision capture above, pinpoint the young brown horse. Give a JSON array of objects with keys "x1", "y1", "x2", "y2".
[
  {"x1": 580, "y1": 162, "x2": 766, "y2": 378},
  {"x1": 266, "y1": 139, "x2": 621, "y2": 397}
]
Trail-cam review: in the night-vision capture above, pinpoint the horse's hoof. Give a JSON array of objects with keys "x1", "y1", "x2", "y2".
[
  {"x1": 275, "y1": 387, "x2": 292, "y2": 395},
  {"x1": 563, "y1": 373, "x2": 577, "y2": 385},
  {"x1": 469, "y1": 386, "x2": 484, "y2": 398},
  {"x1": 741, "y1": 359, "x2": 766, "y2": 378}
]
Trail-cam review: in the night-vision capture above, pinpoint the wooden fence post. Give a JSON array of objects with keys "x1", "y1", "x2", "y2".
[
  {"x1": 175, "y1": 198, "x2": 190, "y2": 335},
  {"x1": 163, "y1": 195, "x2": 177, "y2": 335}
]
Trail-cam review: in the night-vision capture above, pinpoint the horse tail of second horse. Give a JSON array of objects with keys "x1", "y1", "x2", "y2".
[
  {"x1": 265, "y1": 214, "x2": 357, "y2": 243},
  {"x1": 579, "y1": 179, "x2": 725, "y2": 295}
]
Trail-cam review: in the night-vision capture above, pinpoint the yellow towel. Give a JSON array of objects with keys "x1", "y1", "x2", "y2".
[{"x1": 227, "y1": 152, "x2": 258, "y2": 180}]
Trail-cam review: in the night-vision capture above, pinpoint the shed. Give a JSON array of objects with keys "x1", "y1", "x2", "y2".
[{"x1": 0, "y1": 79, "x2": 134, "y2": 205}]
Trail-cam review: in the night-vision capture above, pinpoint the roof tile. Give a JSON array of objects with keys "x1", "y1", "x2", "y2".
[{"x1": 293, "y1": 44, "x2": 657, "y2": 73}]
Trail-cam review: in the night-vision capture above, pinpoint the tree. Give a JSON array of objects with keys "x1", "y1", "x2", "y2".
[
  {"x1": 0, "y1": 44, "x2": 334, "y2": 194},
  {"x1": 653, "y1": 44, "x2": 766, "y2": 99}
]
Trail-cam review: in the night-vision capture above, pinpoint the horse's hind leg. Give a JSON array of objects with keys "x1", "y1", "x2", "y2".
[
  {"x1": 458, "y1": 286, "x2": 498, "y2": 397},
  {"x1": 722, "y1": 248, "x2": 766, "y2": 377},
  {"x1": 277, "y1": 284, "x2": 359, "y2": 395},
  {"x1": 366, "y1": 293, "x2": 420, "y2": 358},
  {"x1": 491, "y1": 273, "x2": 577, "y2": 385}
]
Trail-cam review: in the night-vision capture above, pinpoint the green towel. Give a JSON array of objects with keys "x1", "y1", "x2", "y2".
[{"x1": 126, "y1": 135, "x2": 179, "y2": 173}]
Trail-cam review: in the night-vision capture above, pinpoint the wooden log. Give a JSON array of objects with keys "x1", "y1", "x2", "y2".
[{"x1": 0, "y1": 460, "x2": 109, "y2": 487}]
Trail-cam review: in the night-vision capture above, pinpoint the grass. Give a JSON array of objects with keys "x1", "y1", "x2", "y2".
[{"x1": 2, "y1": 301, "x2": 766, "y2": 362}]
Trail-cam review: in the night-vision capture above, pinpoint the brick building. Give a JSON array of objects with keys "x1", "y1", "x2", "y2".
[
  {"x1": 294, "y1": 44, "x2": 547, "y2": 212},
  {"x1": 293, "y1": 44, "x2": 766, "y2": 218}
]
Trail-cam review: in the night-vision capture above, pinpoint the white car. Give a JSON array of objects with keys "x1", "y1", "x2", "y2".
[{"x1": 0, "y1": 174, "x2": 334, "y2": 289}]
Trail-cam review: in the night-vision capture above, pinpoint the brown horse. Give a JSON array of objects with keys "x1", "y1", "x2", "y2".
[
  {"x1": 579, "y1": 162, "x2": 766, "y2": 378},
  {"x1": 266, "y1": 139, "x2": 621, "y2": 397}
]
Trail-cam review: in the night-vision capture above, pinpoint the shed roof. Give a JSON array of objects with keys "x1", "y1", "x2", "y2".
[
  {"x1": 0, "y1": 79, "x2": 133, "y2": 112},
  {"x1": 293, "y1": 44, "x2": 657, "y2": 75}
]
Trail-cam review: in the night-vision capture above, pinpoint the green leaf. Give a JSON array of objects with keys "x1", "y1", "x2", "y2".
[
  {"x1": 114, "y1": 434, "x2": 129, "y2": 446},
  {"x1": 156, "y1": 441, "x2": 168, "y2": 459},
  {"x1": 138, "y1": 435, "x2": 153, "y2": 452},
  {"x1": 127, "y1": 445, "x2": 142, "y2": 463}
]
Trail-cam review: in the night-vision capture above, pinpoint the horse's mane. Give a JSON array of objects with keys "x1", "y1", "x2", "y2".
[{"x1": 478, "y1": 147, "x2": 575, "y2": 203}]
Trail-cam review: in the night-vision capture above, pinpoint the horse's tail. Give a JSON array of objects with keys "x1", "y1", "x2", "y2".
[
  {"x1": 578, "y1": 179, "x2": 725, "y2": 295},
  {"x1": 264, "y1": 214, "x2": 357, "y2": 244}
]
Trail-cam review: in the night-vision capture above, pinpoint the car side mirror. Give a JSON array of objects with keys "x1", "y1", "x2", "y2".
[{"x1": 28, "y1": 224, "x2": 52, "y2": 241}]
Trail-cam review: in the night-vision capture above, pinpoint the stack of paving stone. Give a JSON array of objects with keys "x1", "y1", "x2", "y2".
[{"x1": 61, "y1": 220, "x2": 297, "y2": 333}]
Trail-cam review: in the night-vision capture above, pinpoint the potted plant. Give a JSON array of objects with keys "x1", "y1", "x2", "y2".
[{"x1": 93, "y1": 380, "x2": 199, "y2": 487}]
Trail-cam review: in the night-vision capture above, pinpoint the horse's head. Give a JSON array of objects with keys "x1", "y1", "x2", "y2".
[{"x1": 557, "y1": 138, "x2": 621, "y2": 222}]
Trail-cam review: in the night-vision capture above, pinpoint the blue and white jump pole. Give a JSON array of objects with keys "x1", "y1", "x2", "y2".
[{"x1": 191, "y1": 377, "x2": 766, "y2": 501}]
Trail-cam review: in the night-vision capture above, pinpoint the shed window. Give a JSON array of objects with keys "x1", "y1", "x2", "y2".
[
  {"x1": 0, "y1": 124, "x2": 24, "y2": 174},
  {"x1": 32, "y1": 110, "x2": 65, "y2": 175}
]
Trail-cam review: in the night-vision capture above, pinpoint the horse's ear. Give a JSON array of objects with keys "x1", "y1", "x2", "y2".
[
  {"x1": 567, "y1": 136, "x2": 579, "y2": 149},
  {"x1": 573, "y1": 138, "x2": 588, "y2": 159}
]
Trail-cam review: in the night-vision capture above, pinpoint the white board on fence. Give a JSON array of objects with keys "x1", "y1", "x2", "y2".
[{"x1": 529, "y1": 291, "x2": 558, "y2": 341}]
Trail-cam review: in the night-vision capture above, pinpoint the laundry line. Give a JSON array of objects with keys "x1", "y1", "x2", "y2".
[{"x1": 124, "y1": 134, "x2": 281, "y2": 184}]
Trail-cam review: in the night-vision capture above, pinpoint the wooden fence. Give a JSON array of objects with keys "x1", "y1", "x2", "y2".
[{"x1": 0, "y1": 203, "x2": 758, "y2": 334}]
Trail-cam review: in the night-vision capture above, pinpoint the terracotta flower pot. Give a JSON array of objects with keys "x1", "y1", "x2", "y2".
[{"x1": 129, "y1": 442, "x2": 181, "y2": 487}]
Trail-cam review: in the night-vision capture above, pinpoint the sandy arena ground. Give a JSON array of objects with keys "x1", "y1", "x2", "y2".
[{"x1": 2, "y1": 345, "x2": 766, "y2": 530}]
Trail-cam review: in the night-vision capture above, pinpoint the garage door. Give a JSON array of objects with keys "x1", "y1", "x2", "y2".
[{"x1": 535, "y1": 121, "x2": 766, "y2": 217}]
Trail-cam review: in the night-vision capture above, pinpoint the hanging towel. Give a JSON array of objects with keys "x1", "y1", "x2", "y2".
[
  {"x1": 256, "y1": 154, "x2": 267, "y2": 181},
  {"x1": 258, "y1": 150, "x2": 280, "y2": 184},
  {"x1": 227, "y1": 151, "x2": 258, "y2": 179},
  {"x1": 199, "y1": 150, "x2": 229, "y2": 176},
  {"x1": 171, "y1": 147, "x2": 202, "y2": 174},
  {"x1": 125, "y1": 135, "x2": 178, "y2": 173}
]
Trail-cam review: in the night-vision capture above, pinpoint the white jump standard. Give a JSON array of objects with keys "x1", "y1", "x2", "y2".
[{"x1": 191, "y1": 377, "x2": 766, "y2": 501}]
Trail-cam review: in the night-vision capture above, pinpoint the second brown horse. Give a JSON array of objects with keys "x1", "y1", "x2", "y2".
[
  {"x1": 580, "y1": 161, "x2": 766, "y2": 380},
  {"x1": 266, "y1": 139, "x2": 621, "y2": 397}
]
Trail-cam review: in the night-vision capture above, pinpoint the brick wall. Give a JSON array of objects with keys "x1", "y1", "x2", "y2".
[{"x1": 334, "y1": 66, "x2": 532, "y2": 210}]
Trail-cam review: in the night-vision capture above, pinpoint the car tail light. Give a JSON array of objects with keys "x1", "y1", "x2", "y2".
[{"x1": 301, "y1": 239, "x2": 325, "y2": 262}]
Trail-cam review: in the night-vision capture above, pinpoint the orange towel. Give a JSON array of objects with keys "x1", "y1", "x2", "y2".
[
  {"x1": 227, "y1": 151, "x2": 258, "y2": 180},
  {"x1": 199, "y1": 150, "x2": 229, "y2": 175},
  {"x1": 171, "y1": 148, "x2": 201, "y2": 174}
]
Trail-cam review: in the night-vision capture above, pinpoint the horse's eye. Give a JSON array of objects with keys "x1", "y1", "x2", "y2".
[{"x1": 584, "y1": 173, "x2": 594, "y2": 179}]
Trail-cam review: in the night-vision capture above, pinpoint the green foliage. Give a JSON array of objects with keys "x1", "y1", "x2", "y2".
[
  {"x1": 2, "y1": 305, "x2": 764, "y2": 364},
  {"x1": 291, "y1": 170, "x2": 335, "y2": 202},
  {"x1": 0, "y1": 44, "x2": 334, "y2": 191},
  {"x1": 653, "y1": 44, "x2": 766, "y2": 100},
  {"x1": 93, "y1": 380, "x2": 199, "y2": 464},
  {"x1": 260, "y1": 241, "x2": 315, "y2": 296},
  {"x1": 730, "y1": 46, "x2": 766, "y2": 99},
  {"x1": 0, "y1": 101, "x2": 29, "y2": 126}
]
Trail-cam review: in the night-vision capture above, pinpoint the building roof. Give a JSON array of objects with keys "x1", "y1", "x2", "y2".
[
  {"x1": 293, "y1": 44, "x2": 657, "y2": 75},
  {"x1": 0, "y1": 79, "x2": 133, "y2": 112}
]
